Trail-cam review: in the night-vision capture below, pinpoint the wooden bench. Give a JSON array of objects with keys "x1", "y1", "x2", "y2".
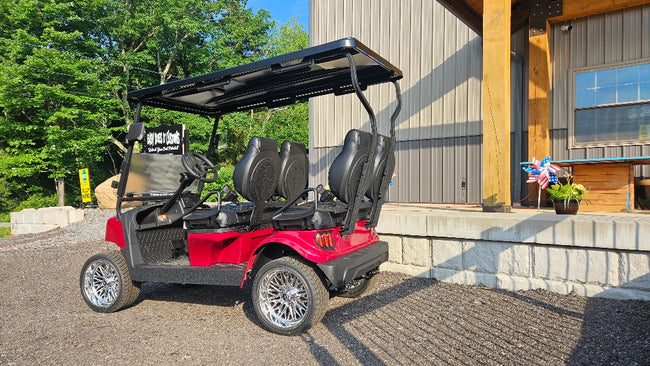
[{"x1": 534, "y1": 157, "x2": 650, "y2": 213}]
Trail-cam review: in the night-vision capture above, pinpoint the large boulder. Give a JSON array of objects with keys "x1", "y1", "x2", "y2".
[{"x1": 95, "y1": 174, "x2": 120, "y2": 209}]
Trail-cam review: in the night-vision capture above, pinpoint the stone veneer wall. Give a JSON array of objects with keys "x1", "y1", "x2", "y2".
[{"x1": 377, "y1": 206, "x2": 650, "y2": 301}]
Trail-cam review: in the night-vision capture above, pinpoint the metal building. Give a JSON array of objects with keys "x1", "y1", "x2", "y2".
[{"x1": 310, "y1": 0, "x2": 650, "y2": 207}]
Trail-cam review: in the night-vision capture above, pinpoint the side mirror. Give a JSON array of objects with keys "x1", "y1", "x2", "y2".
[{"x1": 125, "y1": 123, "x2": 145, "y2": 144}]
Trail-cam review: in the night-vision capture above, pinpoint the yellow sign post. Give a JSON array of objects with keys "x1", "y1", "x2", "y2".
[{"x1": 78, "y1": 168, "x2": 92, "y2": 204}]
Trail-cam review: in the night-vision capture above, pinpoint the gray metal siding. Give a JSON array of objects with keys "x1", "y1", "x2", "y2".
[
  {"x1": 310, "y1": 0, "x2": 484, "y2": 203},
  {"x1": 550, "y1": 4, "x2": 650, "y2": 177}
]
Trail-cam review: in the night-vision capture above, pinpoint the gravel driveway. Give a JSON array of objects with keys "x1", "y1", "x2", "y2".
[{"x1": 1, "y1": 209, "x2": 649, "y2": 365}]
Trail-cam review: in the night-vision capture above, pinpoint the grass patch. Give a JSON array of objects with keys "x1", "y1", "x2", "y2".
[{"x1": 0, "y1": 227, "x2": 11, "y2": 238}]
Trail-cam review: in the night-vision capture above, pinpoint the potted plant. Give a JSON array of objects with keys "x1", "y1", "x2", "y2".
[{"x1": 546, "y1": 176, "x2": 588, "y2": 215}]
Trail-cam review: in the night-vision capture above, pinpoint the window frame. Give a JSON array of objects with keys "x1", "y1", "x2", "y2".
[{"x1": 569, "y1": 57, "x2": 650, "y2": 148}]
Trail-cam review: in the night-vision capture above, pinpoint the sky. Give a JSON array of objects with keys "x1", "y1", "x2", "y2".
[{"x1": 247, "y1": 0, "x2": 309, "y2": 30}]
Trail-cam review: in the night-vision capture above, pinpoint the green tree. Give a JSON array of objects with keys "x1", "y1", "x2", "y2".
[
  {"x1": 0, "y1": 0, "x2": 120, "y2": 206},
  {"x1": 0, "y1": 0, "x2": 308, "y2": 211},
  {"x1": 215, "y1": 18, "x2": 309, "y2": 165}
]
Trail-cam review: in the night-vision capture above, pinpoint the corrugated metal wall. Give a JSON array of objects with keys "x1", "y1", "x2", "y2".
[
  {"x1": 310, "y1": 0, "x2": 484, "y2": 203},
  {"x1": 550, "y1": 4, "x2": 650, "y2": 177}
]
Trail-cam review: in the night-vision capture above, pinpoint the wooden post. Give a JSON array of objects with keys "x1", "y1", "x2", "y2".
[
  {"x1": 528, "y1": 30, "x2": 551, "y2": 169},
  {"x1": 527, "y1": 29, "x2": 551, "y2": 203},
  {"x1": 482, "y1": 0, "x2": 511, "y2": 212}
]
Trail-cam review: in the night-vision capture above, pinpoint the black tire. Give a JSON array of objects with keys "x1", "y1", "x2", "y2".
[
  {"x1": 252, "y1": 256, "x2": 329, "y2": 335},
  {"x1": 80, "y1": 251, "x2": 141, "y2": 313},
  {"x1": 338, "y1": 275, "x2": 375, "y2": 298}
]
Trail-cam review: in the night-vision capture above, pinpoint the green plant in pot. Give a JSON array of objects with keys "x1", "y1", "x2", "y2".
[{"x1": 546, "y1": 171, "x2": 588, "y2": 214}]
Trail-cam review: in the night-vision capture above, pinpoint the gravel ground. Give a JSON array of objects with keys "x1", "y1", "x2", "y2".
[{"x1": 1, "y1": 208, "x2": 649, "y2": 365}]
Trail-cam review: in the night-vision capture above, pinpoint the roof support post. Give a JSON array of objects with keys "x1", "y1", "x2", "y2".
[
  {"x1": 482, "y1": 0, "x2": 512, "y2": 212},
  {"x1": 527, "y1": 28, "x2": 551, "y2": 196}
]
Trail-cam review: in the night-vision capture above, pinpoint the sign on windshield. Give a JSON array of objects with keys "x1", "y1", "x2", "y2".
[{"x1": 143, "y1": 124, "x2": 185, "y2": 155}]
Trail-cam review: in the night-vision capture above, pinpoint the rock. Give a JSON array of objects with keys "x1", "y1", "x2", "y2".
[{"x1": 95, "y1": 174, "x2": 120, "y2": 210}]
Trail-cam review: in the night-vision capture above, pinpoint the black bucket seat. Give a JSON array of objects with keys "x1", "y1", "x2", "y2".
[{"x1": 184, "y1": 136, "x2": 280, "y2": 230}]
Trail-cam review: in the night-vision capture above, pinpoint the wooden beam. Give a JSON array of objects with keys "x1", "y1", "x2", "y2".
[
  {"x1": 482, "y1": 0, "x2": 512, "y2": 211},
  {"x1": 437, "y1": 0, "x2": 483, "y2": 35},
  {"x1": 528, "y1": 30, "x2": 551, "y2": 163},
  {"x1": 551, "y1": 0, "x2": 650, "y2": 22}
]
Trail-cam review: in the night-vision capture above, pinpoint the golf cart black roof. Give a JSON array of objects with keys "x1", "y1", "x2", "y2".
[{"x1": 127, "y1": 38, "x2": 402, "y2": 116}]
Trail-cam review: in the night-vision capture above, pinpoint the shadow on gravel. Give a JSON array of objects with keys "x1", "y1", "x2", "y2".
[
  {"x1": 318, "y1": 277, "x2": 439, "y2": 365},
  {"x1": 137, "y1": 282, "x2": 249, "y2": 308},
  {"x1": 567, "y1": 273, "x2": 650, "y2": 365}
]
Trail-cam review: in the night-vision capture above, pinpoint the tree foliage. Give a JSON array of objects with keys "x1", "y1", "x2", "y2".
[{"x1": 0, "y1": 0, "x2": 308, "y2": 212}]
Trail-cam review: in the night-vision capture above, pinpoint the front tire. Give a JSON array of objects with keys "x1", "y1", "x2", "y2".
[
  {"x1": 80, "y1": 251, "x2": 140, "y2": 313},
  {"x1": 252, "y1": 256, "x2": 329, "y2": 335}
]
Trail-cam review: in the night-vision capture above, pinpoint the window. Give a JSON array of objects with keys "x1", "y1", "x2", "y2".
[{"x1": 572, "y1": 60, "x2": 650, "y2": 145}]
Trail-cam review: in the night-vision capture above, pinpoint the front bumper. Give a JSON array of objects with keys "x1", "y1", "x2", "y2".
[{"x1": 317, "y1": 241, "x2": 388, "y2": 289}]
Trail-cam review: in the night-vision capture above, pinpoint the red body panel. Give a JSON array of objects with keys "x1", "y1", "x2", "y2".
[
  {"x1": 259, "y1": 221, "x2": 378, "y2": 263},
  {"x1": 238, "y1": 220, "x2": 378, "y2": 285},
  {"x1": 187, "y1": 227, "x2": 273, "y2": 266},
  {"x1": 105, "y1": 216, "x2": 125, "y2": 248},
  {"x1": 105, "y1": 214, "x2": 377, "y2": 275}
]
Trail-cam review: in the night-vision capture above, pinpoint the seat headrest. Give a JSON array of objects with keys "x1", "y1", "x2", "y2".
[
  {"x1": 277, "y1": 141, "x2": 308, "y2": 200},
  {"x1": 328, "y1": 129, "x2": 372, "y2": 204},
  {"x1": 233, "y1": 136, "x2": 280, "y2": 202}
]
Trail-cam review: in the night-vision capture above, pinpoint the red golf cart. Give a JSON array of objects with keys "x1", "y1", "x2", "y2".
[{"x1": 80, "y1": 38, "x2": 402, "y2": 335}]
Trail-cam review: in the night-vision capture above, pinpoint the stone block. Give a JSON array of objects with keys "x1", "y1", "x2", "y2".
[
  {"x1": 380, "y1": 262, "x2": 431, "y2": 278},
  {"x1": 462, "y1": 241, "x2": 504, "y2": 273},
  {"x1": 18, "y1": 209, "x2": 37, "y2": 225},
  {"x1": 620, "y1": 252, "x2": 650, "y2": 290},
  {"x1": 614, "y1": 220, "x2": 640, "y2": 251},
  {"x1": 402, "y1": 237, "x2": 430, "y2": 267},
  {"x1": 471, "y1": 271, "x2": 498, "y2": 288},
  {"x1": 533, "y1": 246, "x2": 568, "y2": 280},
  {"x1": 497, "y1": 244, "x2": 531, "y2": 276},
  {"x1": 638, "y1": 223, "x2": 650, "y2": 251},
  {"x1": 384, "y1": 235, "x2": 402, "y2": 263},
  {"x1": 431, "y1": 239, "x2": 463, "y2": 270},
  {"x1": 495, "y1": 274, "x2": 568, "y2": 293},
  {"x1": 377, "y1": 211, "x2": 428, "y2": 236},
  {"x1": 571, "y1": 283, "x2": 609, "y2": 297},
  {"x1": 432, "y1": 268, "x2": 497, "y2": 288},
  {"x1": 68, "y1": 208, "x2": 85, "y2": 224},
  {"x1": 534, "y1": 246, "x2": 618, "y2": 286},
  {"x1": 431, "y1": 267, "x2": 466, "y2": 285},
  {"x1": 39, "y1": 207, "x2": 67, "y2": 226}
]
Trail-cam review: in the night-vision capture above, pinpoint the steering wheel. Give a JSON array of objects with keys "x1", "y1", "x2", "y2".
[{"x1": 182, "y1": 151, "x2": 218, "y2": 183}]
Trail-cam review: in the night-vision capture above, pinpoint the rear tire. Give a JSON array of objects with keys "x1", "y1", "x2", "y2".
[
  {"x1": 252, "y1": 256, "x2": 329, "y2": 335},
  {"x1": 80, "y1": 251, "x2": 140, "y2": 313},
  {"x1": 338, "y1": 275, "x2": 375, "y2": 298}
]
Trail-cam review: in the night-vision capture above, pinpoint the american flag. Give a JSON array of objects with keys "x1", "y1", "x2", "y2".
[{"x1": 523, "y1": 156, "x2": 560, "y2": 189}]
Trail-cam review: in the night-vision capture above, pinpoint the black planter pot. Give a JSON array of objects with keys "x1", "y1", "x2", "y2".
[{"x1": 553, "y1": 200, "x2": 580, "y2": 215}]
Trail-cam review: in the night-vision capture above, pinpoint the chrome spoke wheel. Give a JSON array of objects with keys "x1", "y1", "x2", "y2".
[
  {"x1": 258, "y1": 268, "x2": 310, "y2": 329},
  {"x1": 80, "y1": 251, "x2": 140, "y2": 313},
  {"x1": 83, "y1": 259, "x2": 121, "y2": 308},
  {"x1": 252, "y1": 257, "x2": 329, "y2": 335}
]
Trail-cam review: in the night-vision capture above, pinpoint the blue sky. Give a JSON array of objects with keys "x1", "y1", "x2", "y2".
[{"x1": 247, "y1": 0, "x2": 309, "y2": 30}]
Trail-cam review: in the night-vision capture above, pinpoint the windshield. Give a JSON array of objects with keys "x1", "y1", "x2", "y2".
[{"x1": 126, "y1": 153, "x2": 196, "y2": 195}]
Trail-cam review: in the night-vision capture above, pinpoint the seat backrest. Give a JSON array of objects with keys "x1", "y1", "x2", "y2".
[
  {"x1": 277, "y1": 141, "x2": 309, "y2": 200},
  {"x1": 328, "y1": 129, "x2": 372, "y2": 204},
  {"x1": 366, "y1": 134, "x2": 394, "y2": 201},
  {"x1": 233, "y1": 136, "x2": 280, "y2": 203}
]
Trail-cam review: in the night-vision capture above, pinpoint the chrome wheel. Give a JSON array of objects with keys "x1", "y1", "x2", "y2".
[
  {"x1": 252, "y1": 257, "x2": 328, "y2": 335},
  {"x1": 80, "y1": 251, "x2": 140, "y2": 313},
  {"x1": 83, "y1": 259, "x2": 120, "y2": 308},
  {"x1": 257, "y1": 267, "x2": 310, "y2": 328}
]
